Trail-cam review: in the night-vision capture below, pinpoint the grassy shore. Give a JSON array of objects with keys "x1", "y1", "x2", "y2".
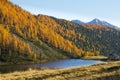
[
  {"x1": 0, "y1": 61, "x2": 120, "y2": 80},
  {"x1": 82, "y1": 56, "x2": 108, "y2": 61}
]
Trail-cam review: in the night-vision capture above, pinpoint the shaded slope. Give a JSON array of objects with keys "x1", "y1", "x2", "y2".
[{"x1": 51, "y1": 17, "x2": 120, "y2": 55}]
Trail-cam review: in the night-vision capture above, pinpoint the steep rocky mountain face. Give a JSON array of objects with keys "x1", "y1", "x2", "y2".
[{"x1": 0, "y1": 0, "x2": 120, "y2": 64}]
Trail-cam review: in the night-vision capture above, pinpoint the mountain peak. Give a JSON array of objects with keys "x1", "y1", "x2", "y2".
[
  {"x1": 88, "y1": 18, "x2": 102, "y2": 24},
  {"x1": 93, "y1": 18, "x2": 101, "y2": 22},
  {"x1": 88, "y1": 18, "x2": 118, "y2": 28},
  {"x1": 93, "y1": 18, "x2": 100, "y2": 20},
  {"x1": 72, "y1": 18, "x2": 118, "y2": 29},
  {"x1": 71, "y1": 20, "x2": 84, "y2": 24}
]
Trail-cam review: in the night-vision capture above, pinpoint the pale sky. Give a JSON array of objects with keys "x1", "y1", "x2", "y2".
[{"x1": 10, "y1": 0, "x2": 120, "y2": 27}]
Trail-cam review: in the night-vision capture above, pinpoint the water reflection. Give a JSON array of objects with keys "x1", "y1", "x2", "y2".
[{"x1": 0, "y1": 59, "x2": 103, "y2": 73}]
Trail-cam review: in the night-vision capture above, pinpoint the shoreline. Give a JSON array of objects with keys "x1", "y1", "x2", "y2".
[
  {"x1": 0, "y1": 56, "x2": 108, "y2": 66},
  {"x1": 81, "y1": 56, "x2": 108, "y2": 61},
  {"x1": 0, "y1": 58, "x2": 107, "y2": 74},
  {"x1": 1, "y1": 61, "x2": 120, "y2": 80}
]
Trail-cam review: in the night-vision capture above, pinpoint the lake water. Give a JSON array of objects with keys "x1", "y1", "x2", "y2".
[{"x1": 0, "y1": 59, "x2": 104, "y2": 73}]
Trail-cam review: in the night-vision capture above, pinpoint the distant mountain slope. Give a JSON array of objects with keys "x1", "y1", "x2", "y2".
[
  {"x1": 88, "y1": 18, "x2": 118, "y2": 29},
  {"x1": 71, "y1": 20, "x2": 84, "y2": 24},
  {"x1": 71, "y1": 18, "x2": 118, "y2": 29}
]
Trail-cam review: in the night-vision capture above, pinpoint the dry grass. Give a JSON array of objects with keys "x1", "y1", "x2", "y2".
[
  {"x1": 0, "y1": 61, "x2": 120, "y2": 80},
  {"x1": 82, "y1": 56, "x2": 108, "y2": 60}
]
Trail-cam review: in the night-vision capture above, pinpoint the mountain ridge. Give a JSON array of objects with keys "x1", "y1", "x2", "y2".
[
  {"x1": 72, "y1": 18, "x2": 118, "y2": 29},
  {"x1": 71, "y1": 20, "x2": 85, "y2": 24}
]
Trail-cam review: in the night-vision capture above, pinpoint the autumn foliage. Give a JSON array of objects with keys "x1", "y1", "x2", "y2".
[
  {"x1": 0, "y1": 0, "x2": 119, "y2": 63},
  {"x1": 0, "y1": 0, "x2": 84, "y2": 63}
]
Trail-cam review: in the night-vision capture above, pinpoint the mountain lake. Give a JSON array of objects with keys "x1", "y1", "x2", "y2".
[{"x1": 0, "y1": 59, "x2": 105, "y2": 73}]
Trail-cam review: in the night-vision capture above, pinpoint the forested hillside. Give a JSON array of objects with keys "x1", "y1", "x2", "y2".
[
  {"x1": 0, "y1": 0, "x2": 120, "y2": 64},
  {"x1": 0, "y1": 0, "x2": 85, "y2": 64},
  {"x1": 51, "y1": 17, "x2": 120, "y2": 55}
]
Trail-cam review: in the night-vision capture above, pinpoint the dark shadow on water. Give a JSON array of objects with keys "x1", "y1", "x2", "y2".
[{"x1": 0, "y1": 59, "x2": 104, "y2": 73}]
